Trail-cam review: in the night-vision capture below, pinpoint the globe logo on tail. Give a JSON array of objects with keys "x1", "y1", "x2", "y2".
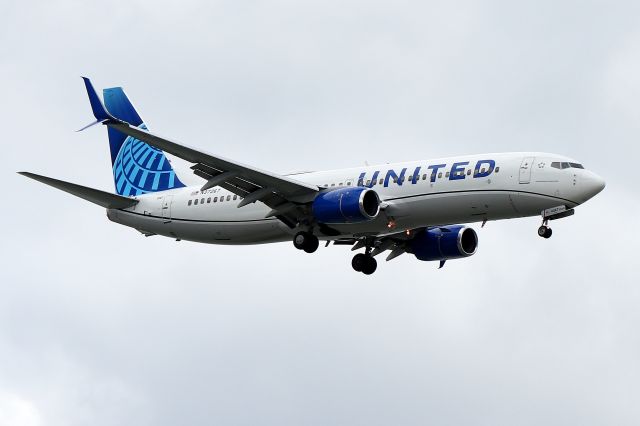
[{"x1": 113, "y1": 125, "x2": 184, "y2": 196}]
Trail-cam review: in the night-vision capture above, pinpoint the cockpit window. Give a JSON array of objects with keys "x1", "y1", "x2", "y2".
[{"x1": 551, "y1": 161, "x2": 583, "y2": 170}]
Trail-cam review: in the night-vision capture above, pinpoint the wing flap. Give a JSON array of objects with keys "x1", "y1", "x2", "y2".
[{"x1": 19, "y1": 172, "x2": 138, "y2": 209}]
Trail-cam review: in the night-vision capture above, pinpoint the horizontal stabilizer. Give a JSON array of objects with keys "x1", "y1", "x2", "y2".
[{"x1": 19, "y1": 172, "x2": 138, "y2": 209}]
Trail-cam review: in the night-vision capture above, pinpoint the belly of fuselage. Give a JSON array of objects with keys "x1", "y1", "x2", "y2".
[{"x1": 107, "y1": 209, "x2": 293, "y2": 245}]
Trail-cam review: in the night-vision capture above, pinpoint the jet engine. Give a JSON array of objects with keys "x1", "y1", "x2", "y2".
[
  {"x1": 312, "y1": 187, "x2": 380, "y2": 224},
  {"x1": 409, "y1": 226, "x2": 478, "y2": 261}
]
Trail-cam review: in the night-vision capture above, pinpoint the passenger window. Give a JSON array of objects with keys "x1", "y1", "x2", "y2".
[
  {"x1": 379, "y1": 179, "x2": 384, "y2": 185},
  {"x1": 188, "y1": 200, "x2": 192, "y2": 206},
  {"x1": 233, "y1": 195, "x2": 237, "y2": 200},
  {"x1": 481, "y1": 168, "x2": 486, "y2": 174},
  {"x1": 438, "y1": 172, "x2": 442, "y2": 178},
  {"x1": 422, "y1": 174, "x2": 427, "y2": 180},
  {"x1": 227, "y1": 195, "x2": 231, "y2": 201},
  {"x1": 214, "y1": 197, "x2": 218, "y2": 202},
  {"x1": 393, "y1": 178, "x2": 397, "y2": 183},
  {"x1": 331, "y1": 183, "x2": 335, "y2": 187},
  {"x1": 467, "y1": 169, "x2": 471, "y2": 175},
  {"x1": 339, "y1": 182, "x2": 343, "y2": 186},
  {"x1": 207, "y1": 197, "x2": 211, "y2": 203},
  {"x1": 445, "y1": 172, "x2": 450, "y2": 177},
  {"x1": 219, "y1": 196, "x2": 223, "y2": 202},
  {"x1": 194, "y1": 199, "x2": 198, "y2": 205},
  {"x1": 495, "y1": 167, "x2": 500, "y2": 173},
  {"x1": 347, "y1": 182, "x2": 352, "y2": 186}
]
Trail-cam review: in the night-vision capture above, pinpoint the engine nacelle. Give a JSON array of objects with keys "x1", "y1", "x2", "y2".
[
  {"x1": 312, "y1": 187, "x2": 380, "y2": 224},
  {"x1": 410, "y1": 226, "x2": 478, "y2": 261}
]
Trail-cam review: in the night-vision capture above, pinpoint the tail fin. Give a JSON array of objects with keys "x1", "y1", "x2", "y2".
[{"x1": 88, "y1": 83, "x2": 185, "y2": 196}]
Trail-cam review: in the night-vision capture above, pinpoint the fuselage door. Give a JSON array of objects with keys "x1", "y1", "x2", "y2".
[
  {"x1": 519, "y1": 156, "x2": 535, "y2": 184},
  {"x1": 161, "y1": 195, "x2": 173, "y2": 223}
]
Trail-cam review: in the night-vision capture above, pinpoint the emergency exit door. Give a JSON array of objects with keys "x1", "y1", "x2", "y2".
[{"x1": 160, "y1": 195, "x2": 173, "y2": 223}]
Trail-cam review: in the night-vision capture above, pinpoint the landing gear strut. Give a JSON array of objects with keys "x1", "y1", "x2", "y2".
[
  {"x1": 351, "y1": 252, "x2": 377, "y2": 275},
  {"x1": 293, "y1": 231, "x2": 319, "y2": 253}
]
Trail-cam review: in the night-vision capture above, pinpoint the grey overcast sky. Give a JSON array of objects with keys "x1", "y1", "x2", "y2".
[{"x1": 1, "y1": 1, "x2": 639, "y2": 425}]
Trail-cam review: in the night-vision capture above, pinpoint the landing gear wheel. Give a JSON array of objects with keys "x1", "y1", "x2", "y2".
[
  {"x1": 538, "y1": 225, "x2": 552, "y2": 239},
  {"x1": 293, "y1": 231, "x2": 319, "y2": 253},
  {"x1": 303, "y1": 235, "x2": 319, "y2": 253},
  {"x1": 352, "y1": 253, "x2": 367, "y2": 272},
  {"x1": 361, "y1": 256, "x2": 377, "y2": 275},
  {"x1": 293, "y1": 232, "x2": 308, "y2": 250}
]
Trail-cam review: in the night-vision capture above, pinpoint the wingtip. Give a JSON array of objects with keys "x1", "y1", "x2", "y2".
[{"x1": 17, "y1": 171, "x2": 34, "y2": 179}]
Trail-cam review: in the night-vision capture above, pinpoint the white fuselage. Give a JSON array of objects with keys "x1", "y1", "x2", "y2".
[{"x1": 107, "y1": 152, "x2": 605, "y2": 244}]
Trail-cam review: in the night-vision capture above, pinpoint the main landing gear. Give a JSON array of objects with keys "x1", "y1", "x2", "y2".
[
  {"x1": 293, "y1": 231, "x2": 378, "y2": 274},
  {"x1": 351, "y1": 252, "x2": 377, "y2": 275},
  {"x1": 293, "y1": 231, "x2": 319, "y2": 253}
]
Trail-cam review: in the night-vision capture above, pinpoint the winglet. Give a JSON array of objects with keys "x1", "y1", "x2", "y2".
[{"x1": 80, "y1": 77, "x2": 116, "y2": 126}]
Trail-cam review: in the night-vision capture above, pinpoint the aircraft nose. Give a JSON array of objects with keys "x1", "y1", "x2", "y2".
[{"x1": 580, "y1": 171, "x2": 606, "y2": 202}]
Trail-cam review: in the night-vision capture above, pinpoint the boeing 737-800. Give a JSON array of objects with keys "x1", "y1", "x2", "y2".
[{"x1": 20, "y1": 78, "x2": 606, "y2": 274}]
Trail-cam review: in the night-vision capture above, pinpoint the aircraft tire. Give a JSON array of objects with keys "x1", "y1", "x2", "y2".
[
  {"x1": 352, "y1": 253, "x2": 367, "y2": 272},
  {"x1": 293, "y1": 231, "x2": 310, "y2": 250},
  {"x1": 538, "y1": 226, "x2": 548, "y2": 237},
  {"x1": 303, "y1": 235, "x2": 319, "y2": 253},
  {"x1": 361, "y1": 256, "x2": 377, "y2": 275}
]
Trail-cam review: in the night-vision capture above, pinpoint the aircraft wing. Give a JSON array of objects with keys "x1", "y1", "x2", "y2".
[
  {"x1": 106, "y1": 121, "x2": 319, "y2": 199},
  {"x1": 81, "y1": 78, "x2": 319, "y2": 226}
]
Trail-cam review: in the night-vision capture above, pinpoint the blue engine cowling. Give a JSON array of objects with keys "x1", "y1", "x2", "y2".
[
  {"x1": 409, "y1": 226, "x2": 478, "y2": 261},
  {"x1": 312, "y1": 187, "x2": 380, "y2": 224}
]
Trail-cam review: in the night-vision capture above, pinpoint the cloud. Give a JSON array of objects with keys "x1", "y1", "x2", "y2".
[{"x1": 0, "y1": 392, "x2": 41, "y2": 426}]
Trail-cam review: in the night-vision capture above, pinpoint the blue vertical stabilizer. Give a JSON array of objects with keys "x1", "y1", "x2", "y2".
[{"x1": 103, "y1": 87, "x2": 185, "y2": 196}]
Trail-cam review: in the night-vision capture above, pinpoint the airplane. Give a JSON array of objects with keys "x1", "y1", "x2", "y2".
[{"x1": 19, "y1": 78, "x2": 606, "y2": 275}]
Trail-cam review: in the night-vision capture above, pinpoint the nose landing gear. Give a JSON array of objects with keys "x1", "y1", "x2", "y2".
[
  {"x1": 538, "y1": 224, "x2": 552, "y2": 239},
  {"x1": 537, "y1": 206, "x2": 575, "y2": 238}
]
